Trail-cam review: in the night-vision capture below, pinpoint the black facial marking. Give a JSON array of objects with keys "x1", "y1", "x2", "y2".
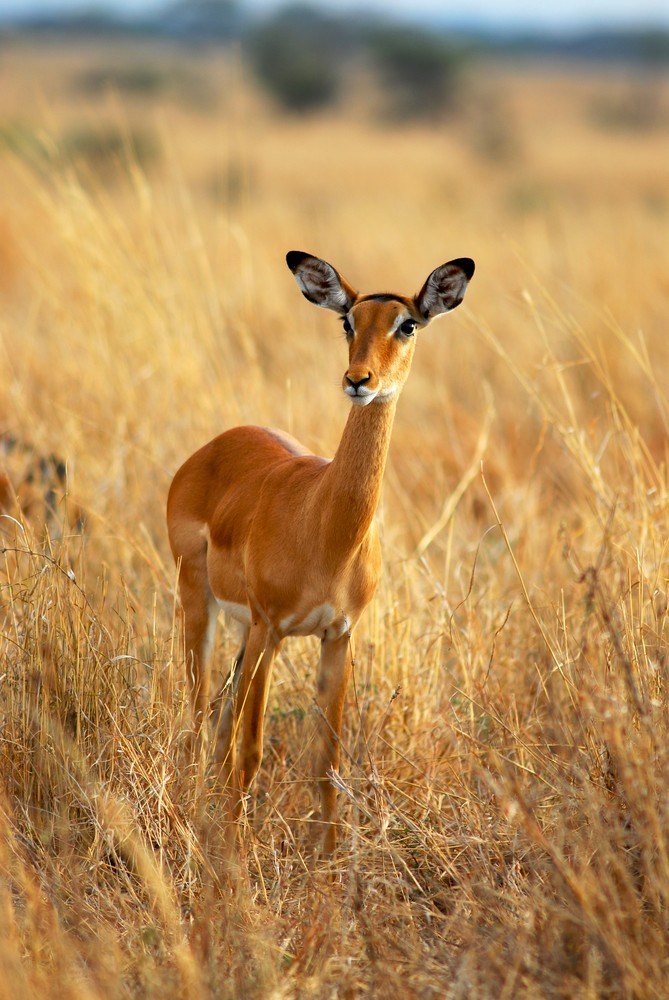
[{"x1": 358, "y1": 293, "x2": 405, "y2": 304}]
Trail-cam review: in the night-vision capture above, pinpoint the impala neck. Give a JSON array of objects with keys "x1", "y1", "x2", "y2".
[{"x1": 318, "y1": 397, "x2": 398, "y2": 557}]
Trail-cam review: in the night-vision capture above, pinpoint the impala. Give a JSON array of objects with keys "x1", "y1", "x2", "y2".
[{"x1": 167, "y1": 250, "x2": 474, "y2": 855}]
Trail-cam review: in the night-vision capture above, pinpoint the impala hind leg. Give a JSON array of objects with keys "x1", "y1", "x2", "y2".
[
  {"x1": 314, "y1": 632, "x2": 353, "y2": 856},
  {"x1": 176, "y1": 549, "x2": 218, "y2": 757},
  {"x1": 223, "y1": 622, "x2": 279, "y2": 839}
]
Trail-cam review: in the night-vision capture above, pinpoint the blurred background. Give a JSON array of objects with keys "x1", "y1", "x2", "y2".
[{"x1": 2, "y1": 0, "x2": 669, "y2": 128}]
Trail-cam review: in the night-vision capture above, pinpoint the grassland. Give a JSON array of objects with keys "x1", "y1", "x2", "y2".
[{"x1": 1, "y1": 39, "x2": 669, "y2": 998}]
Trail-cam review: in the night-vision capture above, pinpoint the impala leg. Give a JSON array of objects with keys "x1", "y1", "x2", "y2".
[
  {"x1": 314, "y1": 632, "x2": 353, "y2": 856},
  {"x1": 225, "y1": 621, "x2": 279, "y2": 834},
  {"x1": 210, "y1": 628, "x2": 248, "y2": 786},
  {"x1": 178, "y1": 559, "x2": 217, "y2": 758}
]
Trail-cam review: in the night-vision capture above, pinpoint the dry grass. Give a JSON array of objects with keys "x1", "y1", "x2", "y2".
[{"x1": 1, "y1": 40, "x2": 669, "y2": 998}]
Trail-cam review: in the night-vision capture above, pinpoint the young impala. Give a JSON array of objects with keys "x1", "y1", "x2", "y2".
[{"x1": 167, "y1": 250, "x2": 474, "y2": 855}]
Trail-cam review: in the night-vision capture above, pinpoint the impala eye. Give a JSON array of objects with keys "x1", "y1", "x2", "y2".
[
  {"x1": 342, "y1": 316, "x2": 353, "y2": 338},
  {"x1": 399, "y1": 319, "x2": 416, "y2": 337}
]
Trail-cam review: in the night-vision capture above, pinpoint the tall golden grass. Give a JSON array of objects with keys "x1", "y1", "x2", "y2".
[{"x1": 1, "y1": 41, "x2": 669, "y2": 997}]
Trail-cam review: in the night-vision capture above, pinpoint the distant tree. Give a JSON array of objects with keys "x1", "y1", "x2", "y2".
[
  {"x1": 632, "y1": 29, "x2": 669, "y2": 67},
  {"x1": 245, "y1": 5, "x2": 351, "y2": 113},
  {"x1": 367, "y1": 26, "x2": 466, "y2": 121},
  {"x1": 161, "y1": 0, "x2": 245, "y2": 42}
]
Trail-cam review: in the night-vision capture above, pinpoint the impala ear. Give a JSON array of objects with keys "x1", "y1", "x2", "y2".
[
  {"x1": 286, "y1": 251, "x2": 357, "y2": 316},
  {"x1": 415, "y1": 257, "x2": 475, "y2": 322}
]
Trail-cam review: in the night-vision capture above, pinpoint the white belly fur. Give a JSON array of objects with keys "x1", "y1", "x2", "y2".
[
  {"x1": 215, "y1": 598, "x2": 349, "y2": 641},
  {"x1": 215, "y1": 598, "x2": 252, "y2": 627},
  {"x1": 280, "y1": 603, "x2": 350, "y2": 640}
]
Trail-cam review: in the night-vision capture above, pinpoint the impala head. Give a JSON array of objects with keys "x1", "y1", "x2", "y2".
[{"x1": 287, "y1": 250, "x2": 474, "y2": 406}]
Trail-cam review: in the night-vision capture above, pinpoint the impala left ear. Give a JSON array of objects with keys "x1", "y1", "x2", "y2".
[{"x1": 415, "y1": 257, "x2": 475, "y2": 322}]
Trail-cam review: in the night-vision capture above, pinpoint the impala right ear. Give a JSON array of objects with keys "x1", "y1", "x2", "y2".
[{"x1": 287, "y1": 251, "x2": 357, "y2": 316}]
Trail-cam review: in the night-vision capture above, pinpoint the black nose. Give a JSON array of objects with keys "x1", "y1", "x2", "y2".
[{"x1": 346, "y1": 373, "x2": 371, "y2": 391}]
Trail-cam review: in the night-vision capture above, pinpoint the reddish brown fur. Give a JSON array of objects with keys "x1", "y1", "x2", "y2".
[{"x1": 166, "y1": 251, "x2": 474, "y2": 857}]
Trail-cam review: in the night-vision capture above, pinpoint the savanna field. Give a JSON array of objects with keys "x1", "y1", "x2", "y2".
[{"x1": 1, "y1": 36, "x2": 669, "y2": 999}]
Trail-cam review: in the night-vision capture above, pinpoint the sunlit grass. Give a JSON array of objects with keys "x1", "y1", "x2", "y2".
[{"x1": 1, "y1": 42, "x2": 669, "y2": 998}]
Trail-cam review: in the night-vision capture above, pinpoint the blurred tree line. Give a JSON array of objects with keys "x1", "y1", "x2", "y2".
[
  {"x1": 4, "y1": 0, "x2": 472, "y2": 119},
  {"x1": 243, "y1": 4, "x2": 468, "y2": 117},
  {"x1": 5, "y1": 0, "x2": 668, "y2": 121},
  {"x1": 154, "y1": 0, "x2": 470, "y2": 118}
]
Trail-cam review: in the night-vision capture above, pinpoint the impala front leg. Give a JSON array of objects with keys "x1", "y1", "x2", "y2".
[{"x1": 314, "y1": 631, "x2": 353, "y2": 856}]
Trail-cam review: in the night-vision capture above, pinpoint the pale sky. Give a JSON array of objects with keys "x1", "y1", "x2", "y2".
[{"x1": 3, "y1": 0, "x2": 669, "y2": 30}]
